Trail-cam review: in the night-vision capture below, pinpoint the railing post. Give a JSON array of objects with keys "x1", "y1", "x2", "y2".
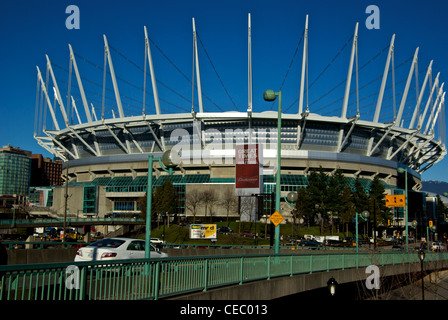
[
  {"x1": 239, "y1": 257, "x2": 244, "y2": 285},
  {"x1": 79, "y1": 266, "x2": 87, "y2": 300},
  {"x1": 267, "y1": 256, "x2": 271, "y2": 280},
  {"x1": 203, "y1": 259, "x2": 208, "y2": 292},
  {"x1": 290, "y1": 256, "x2": 293, "y2": 277},
  {"x1": 309, "y1": 255, "x2": 312, "y2": 274},
  {"x1": 154, "y1": 262, "x2": 160, "y2": 300}
]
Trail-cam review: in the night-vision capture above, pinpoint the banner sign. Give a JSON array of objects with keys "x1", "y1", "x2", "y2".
[
  {"x1": 190, "y1": 224, "x2": 217, "y2": 240},
  {"x1": 235, "y1": 143, "x2": 263, "y2": 196}
]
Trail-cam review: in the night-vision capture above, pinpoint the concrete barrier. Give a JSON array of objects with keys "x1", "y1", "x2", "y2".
[{"x1": 7, "y1": 249, "x2": 78, "y2": 265}]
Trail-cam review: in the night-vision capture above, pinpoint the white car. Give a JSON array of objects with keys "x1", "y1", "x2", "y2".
[
  {"x1": 74, "y1": 237, "x2": 169, "y2": 262},
  {"x1": 150, "y1": 238, "x2": 165, "y2": 244},
  {"x1": 431, "y1": 241, "x2": 446, "y2": 252}
]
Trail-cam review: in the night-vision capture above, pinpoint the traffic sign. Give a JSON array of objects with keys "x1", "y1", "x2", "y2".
[
  {"x1": 385, "y1": 195, "x2": 405, "y2": 207},
  {"x1": 269, "y1": 211, "x2": 284, "y2": 227}
]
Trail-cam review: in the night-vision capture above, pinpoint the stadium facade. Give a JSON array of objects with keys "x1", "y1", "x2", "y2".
[{"x1": 33, "y1": 15, "x2": 446, "y2": 229}]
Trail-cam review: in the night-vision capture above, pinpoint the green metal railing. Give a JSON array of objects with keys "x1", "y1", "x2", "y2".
[
  {"x1": 2, "y1": 251, "x2": 448, "y2": 300},
  {"x1": 0, "y1": 217, "x2": 144, "y2": 226}
]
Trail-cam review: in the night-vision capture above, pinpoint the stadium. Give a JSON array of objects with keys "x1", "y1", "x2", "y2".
[{"x1": 33, "y1": 15, "x2": 446, "y2": 229}]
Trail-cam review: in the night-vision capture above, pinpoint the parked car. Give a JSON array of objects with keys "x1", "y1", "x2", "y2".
[
  {"x1": 299, "y1": 239, "x2": 323, "y2": 248},
  {"x1": 241, "y1": 231, "x2": 257, "y2": 238},
  {"x1": 218, "y1": 226, "x2": 233, "y2": 234},
  {"x1": 75, "y1": 237, "x2": 168, "y2": 262},
  {"x1": 150, "y1": 238, "x2": 165, "y2": 244}
]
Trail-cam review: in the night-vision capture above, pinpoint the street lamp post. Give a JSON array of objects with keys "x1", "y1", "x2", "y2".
[
  {"x1": 356, "y1": 210, "x2": 370, "y2": 255},
  {"x1": 263, "y1": 89, "x2": 282, "y2": 255},
  {"x1": 397, "y1": 167, "x2": 409, "y2": 251},
  {"x1": 145, "y1": 155, "x2": 154, "y2": 260},
  {"x1": 418, "y1": 249, "x2": 426, "y2": 300},
  {"x1": 145, "y1": 150, "x2": 178, "y2": 259}
]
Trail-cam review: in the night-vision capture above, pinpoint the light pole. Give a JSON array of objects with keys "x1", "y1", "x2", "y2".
[
  {"x1": 356, "y1": 210, "x2": 370, "y2": 255},
  {"x1": 263, "y1": 89, "x2": 282, "y2": 255},
  {"x1": 145, "y1": 155, "x2": 154, "y2": 260},
  {"x1": 418, "y1": 249, "x2": 426, "y2": 300},
  {"x1": 397, "y1": 167, "x2": 409, "y2": 251},
  {"x1": 145, "y1": 149, "x2": 178, "y2": 259},
  {"x1": 426, "y1": 225, "x2": 436, "y2": 253}
]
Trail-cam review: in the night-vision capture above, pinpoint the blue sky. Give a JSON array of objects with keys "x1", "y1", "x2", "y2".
[{"x1": 1, "y1": 0, "x2": 448, "y2": 181}]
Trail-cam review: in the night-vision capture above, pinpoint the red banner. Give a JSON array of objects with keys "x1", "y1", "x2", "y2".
[{"x1": 235, "y1": 144, "x2": 263, "y2": 196}]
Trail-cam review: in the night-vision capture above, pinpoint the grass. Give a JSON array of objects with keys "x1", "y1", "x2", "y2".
[{"x1": 134, "y1": 221, "x2": 356, "y2": 246}]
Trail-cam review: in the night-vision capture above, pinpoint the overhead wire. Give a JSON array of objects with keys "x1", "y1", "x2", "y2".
[
  {"x1": 197, "y1": 32, "x2": 236, "y2": 111},
  {"x1": 271, "y1": 30, "x2": 305, "y2": 111}
]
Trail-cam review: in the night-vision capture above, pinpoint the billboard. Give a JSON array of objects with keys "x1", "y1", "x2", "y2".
[
  {"x1": 190, "y1": 224, "x2": 217, "y2": 240},
  {"x1": 235, "y1": 143, "x2": 263, "y2": 196}
]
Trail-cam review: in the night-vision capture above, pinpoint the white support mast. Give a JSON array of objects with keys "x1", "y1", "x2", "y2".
[
  {"x1": 337, "y1": 22, "x2": 358, "y2": 152},
  {"x1": 69, "y1": 44, "x2": 92, "y2": 123},
  {"x1": 192, "y1": 18, "x2": 204, "y2": 113},
  {"x1": 424, "y1": 83, "x2": 444, "y2": 135},
  {"x1": 429, "y1": 92, "x2": 445, "y2": 136},
  {"x1": 46, "y1": 55, "x2": 69, "y2": 127},
  {"x1": 103, "y1": 35, "x2": 125, "y2": 118},
  {"x1": 36, "y1": 66, "x2": 60, "y2": 131},
  {"x1": 373, "y1": 34, "x2": 395, "y2": 123},
  {"x1": 298, "y1": 14, "x2": 309, "y2": 115},
  {"x1": 395, "y1": 47, "x2": 419, "y2": 126},
  {"x1": 144, "y1": 26, "x2": 161, "y2": 116},
  {"x1": 71, "y1": 96, "x2": 82, "y2": 125},
  {"x1": 418, "y1": 72, "x2": 440, "y2": 130},
  {"x1": 341, "y1": 22, "x2": 358, "y2": 119},
  {"x1": 409, "y1": 60, "x2": 433, "y2": 129}
]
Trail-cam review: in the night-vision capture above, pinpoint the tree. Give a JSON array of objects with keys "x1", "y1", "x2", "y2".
[
  {"x1": 201, "y1": 189, "x2": 218, "y2": 223},
  {"x1": 139, "y1": 190, "x2": 158, "y2": 230},
  {"x1": 307, "y1": 167, "x2": 329, "y2": 234},
  {"x1": 327, "y1": 169, "x2": 346, "y2": 234},
  {"x1": 294, "y1": 186, "x2": 313, "y2": 229},
  {"x1": 352, "y1": 177, "x2": 369, "y2": 214},
  {"x1": 185, "y1": 189, "x2": 202, "y2": 224},
  {"x1": 339, "y1": 186, "x2": 356, "y2": 236},
  {"x1": 368, "y1": 176, "x2": 391, "y2": 227},
  {"x1": 151, "y1": 180, "x2": 176, "y2": 227},
  {"x1": 220, "y1": 187, "x2": 238, "y2": 224}
]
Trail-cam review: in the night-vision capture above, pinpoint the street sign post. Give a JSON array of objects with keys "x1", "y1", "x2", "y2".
[{"x1": 269, "y1": 211, "x2": 284, "y2": 227}]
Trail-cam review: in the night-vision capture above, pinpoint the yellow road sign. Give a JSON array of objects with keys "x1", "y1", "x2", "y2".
[
  {"x1": 385, "y1": 195, "x2": 406, "y2": 207},
  {"x1": 269, "y1": 211, "x2": 284, "y2": 227}
]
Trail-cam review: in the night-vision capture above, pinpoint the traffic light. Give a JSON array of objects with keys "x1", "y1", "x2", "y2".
[{"x1": 429, "y1": 220, "x2": 433, "y2": 228}]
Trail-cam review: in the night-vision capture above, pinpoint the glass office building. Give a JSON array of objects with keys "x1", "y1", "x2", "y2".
[{"x1": 0, "y1": 145, "x2": 32, "y2": 206}]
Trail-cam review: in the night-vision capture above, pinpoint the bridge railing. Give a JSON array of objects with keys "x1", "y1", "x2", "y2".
[
  {"x1": 0, "y1": 217, "x2": 144, "y2": 226},
  {"x1": 2, "y1": 251, "x2": 448, "y2": 301}
]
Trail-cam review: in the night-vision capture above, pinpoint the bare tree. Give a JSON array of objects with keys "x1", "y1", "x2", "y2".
[
  {"x1": 185, "y1": 189, "x2": 202, "y2": 224},
  {"x1": 220, "y1": 188, "x2": 238, "y2": 225},
  {"x1": 201, "y1": 189, "x2": 218, "y2": 223}
]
